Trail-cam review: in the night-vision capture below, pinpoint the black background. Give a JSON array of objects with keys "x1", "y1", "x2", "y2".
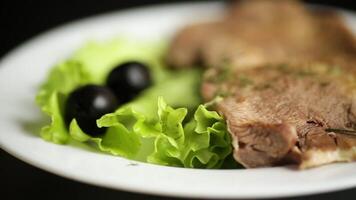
[{"x1": 1, "y1": 0, "x2": 356, "y2": 199}]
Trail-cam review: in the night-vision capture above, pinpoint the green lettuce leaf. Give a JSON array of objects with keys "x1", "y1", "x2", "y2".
[
  {"x1": 69, "y1": 119, "x2": 141, "y2": 158},
  {"x1": 95, "y1": 69, "x2": 204, "y2": 160},
  {"x1": 72, "y1": 38, "x2": 167, "y2": 84},
  {"x1": 36, "y1": 61, "x2": 92, "y2": 144},
  {"x1": 98, "y1": 97, "x2": 232, "y2": 168},
  {"x1": 147, "y1": 97, "x2": 232, "y2": 168},
  {"x1": 36, "y1": 39, "x2": 166, "y2": 145},
  {"x1": 36, "y1": 37, "x2": 233, "y2": 168},
  {"x1": 39, "y1": 91, "x2": 69, "y2": 144}
]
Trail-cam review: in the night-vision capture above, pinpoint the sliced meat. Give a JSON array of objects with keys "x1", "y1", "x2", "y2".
[
  {"x1": 229, "y1": 121, "x2": 298, "y2": 168},
  {"x1": 208, "y1": 63, "x2": 356, "y2": 168},
  {"x1": 167, "y1": 0, "x2": 356, "y2": 70},
  {"x1": 167, "y1": 0, "x2": 356, "y2": 168},
  {"x1": 166, "y1": 22, "x2": 223, "y2": 68}
]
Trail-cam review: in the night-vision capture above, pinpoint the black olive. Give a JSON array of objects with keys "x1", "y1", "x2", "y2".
[
  {"x1": 64, "y1": 84, "x2": 119, "y2": 136},
  {"x1": 106, "y1": 61, "x2": 152, "y2": 102}
]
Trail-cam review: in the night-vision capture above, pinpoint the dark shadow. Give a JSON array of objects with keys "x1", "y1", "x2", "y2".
[{"x1": 285, "y1": 164, "x2": 300, "y2": 170}]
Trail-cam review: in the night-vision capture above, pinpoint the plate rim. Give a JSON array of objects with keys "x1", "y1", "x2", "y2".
[{"x1": 1, "y1": 2, "x2": 356, "y2": 199}]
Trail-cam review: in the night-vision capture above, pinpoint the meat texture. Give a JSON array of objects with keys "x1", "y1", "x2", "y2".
[
  {"x1": 167, "y1": 0, "x2": 356, "y2": 168},
  {"x1": 207, "y1": 64, "x2": 356, "y2": 168},
  {"x1": 167, "y1": 0, "x2": 356, "y2": 70}
]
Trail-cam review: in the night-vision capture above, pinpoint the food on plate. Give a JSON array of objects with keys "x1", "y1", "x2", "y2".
[
  {"x1": 36, "y1": 0, "x2": 356, "y2": 169},
  {"x1": 64, "y1": 84, "x2": 118, "y2": 136},
  {"x1": 205, "y1": 63, "x2": 356, "y2": 169},
  {"x1": 36, "y1": 39, "x2": 233, "y2": 169},
  {"x1": 168, "y1": 0, "x2": 356, "y2": 168},
  {"x1": 106, "y1": 61, "x2": 152, "y2": 102},
  {"x1": 168, "y1": 0, "x2": 356, "y2": 69}
]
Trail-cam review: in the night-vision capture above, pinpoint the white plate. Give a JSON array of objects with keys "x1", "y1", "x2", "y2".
[{"x1": 1, "y1": 2, "x2": 356, "y2": 199}]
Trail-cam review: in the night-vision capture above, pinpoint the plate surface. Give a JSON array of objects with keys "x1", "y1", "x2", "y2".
[{"x1": 1, "y1": 2, "x2": 356, "y2": 199}]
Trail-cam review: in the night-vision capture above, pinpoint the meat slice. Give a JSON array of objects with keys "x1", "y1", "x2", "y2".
[
  {"x1": 167, "y1": 0, "x2": 356, "y2": 70},
  {"x1": 167, "y1": 0, "x2": 356, "y2": 168},
  {"x1": 204, "y1": 63, "x2": 356, "y2": 168}
]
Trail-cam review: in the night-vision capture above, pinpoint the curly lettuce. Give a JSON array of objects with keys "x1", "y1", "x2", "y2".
[
  {"x1": 36, "y1": 38, "x2": 233, "y2": 168},
  {"x1": 36, "y1": 38, "x2": 168, "y2": 144},
  {"x1": 96, "y1": 97, "x2": 231, "y2": 168},
  {"x1": 148, "y1": 98, "x2": 232, "y2": 168},
  {"x1": 36, "y1": 61, "x2": 91, "y2": 143}
]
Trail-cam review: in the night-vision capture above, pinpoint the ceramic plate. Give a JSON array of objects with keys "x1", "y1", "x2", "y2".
[{"x1": 1, "y1": 2, "x2": 356, "y2": 199}]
